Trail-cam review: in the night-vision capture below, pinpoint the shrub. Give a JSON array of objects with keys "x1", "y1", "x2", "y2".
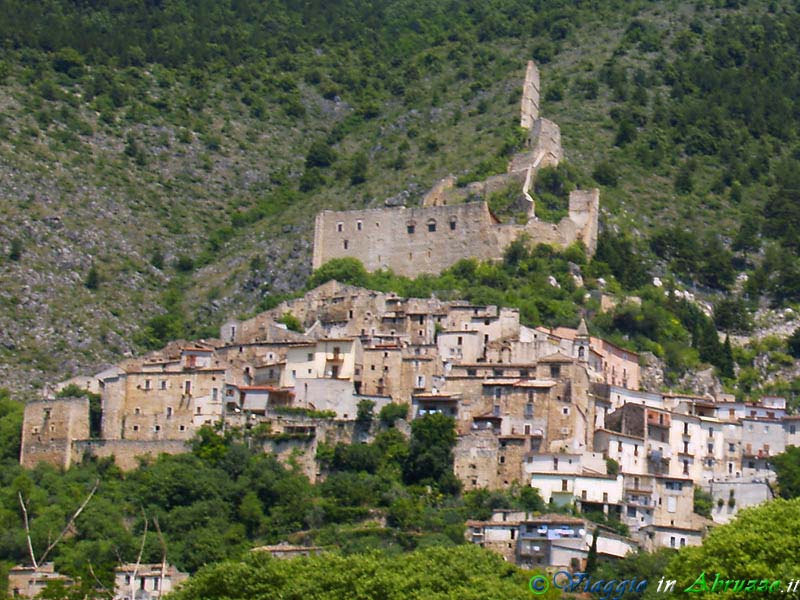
[{"x1": 379, "y1": 403, "x2": 409, "y2": 426}]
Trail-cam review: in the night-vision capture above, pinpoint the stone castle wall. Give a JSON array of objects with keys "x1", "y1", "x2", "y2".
[
  {"x1": 312, "y1": 60, "x2": 599, "y2": 277},
  {"x1": 72, "y1": 439, "x2": 190, "y2": 471},
  {"x1": 313, "y1": 202, "x2": 522, "y2": 276},
  {"x1": 314, "y1": 189, "x2": 599, "y2": 278}
]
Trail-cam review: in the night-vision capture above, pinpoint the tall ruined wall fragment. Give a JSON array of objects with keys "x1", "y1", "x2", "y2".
[{"x1": 520, "y1": 60, "x2": 540, "y2": 129}]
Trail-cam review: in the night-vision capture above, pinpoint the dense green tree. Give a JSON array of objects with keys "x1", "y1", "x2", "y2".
[
  {"x1": 307, "y1": 258, "x2": 369, "y2": 289},
  {"x1": 403, "y1": 414, "x2": 459, "y2": 493},
  {"x1": 84, "y1": 265, "x2": 100, "y2": 290},
  {"x1": 693, "y1": 487, "x2": 713, "y2": 518},
  {"x1": 788, "y1": 328, "x2": 800, "y2": 359},
  {"x1": 305, "y1": 140, "x2": 337, "y2": 169},
  {"x1": 0, "y1": 389, "x2": 23, "y2": 462},
  {"x1": 378, "y1": 403, "x2": 409, "y2": 426},
  {"x1": 772, "y1": 447, "x2": 800, "y2": 499},
  {"x1": 277, "y1": 312, "x2": 303, "y2": 332},
  {"x1": 664, "y1": 499, "x2": 800, "y2": 598},
  {"x1": 169, "y1": 544, "x2": 558, "y2": 600},
  {"x1": 8, "y1": 238, "x2": 22, "y2": 261}
]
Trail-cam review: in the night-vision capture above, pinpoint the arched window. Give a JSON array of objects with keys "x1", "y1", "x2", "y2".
[
  {"x1": 427, "y1": 219, "x2": 437, "y2": 232},
  {"x1": 449, "y1": 217, "x2": 457, "y2": 230}
]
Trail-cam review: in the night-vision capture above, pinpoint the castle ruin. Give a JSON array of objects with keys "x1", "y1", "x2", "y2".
[{"x1": 312, "y1": 60, "x2": 599, "y2": 277}]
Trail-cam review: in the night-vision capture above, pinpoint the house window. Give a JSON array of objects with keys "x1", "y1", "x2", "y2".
[
  {"x1": 407, "y1": 224, "x2": 415, "y2": 234},
  {"x1": 553, "y1": 457, "x2": 559, "y2": 470},
  {"x1": 561, "y1": 479, "x2": 568, "y2": 491},
  {"x1": 134, "y1": 407, "x2": 141, "y2": 415},
  {"x1": 160, "y1": 380, "x2": 167, "y2": 390},
  {"x1": 603, "y1": 492, "x2": 608, "y2": 503},
  {"x1": 562, "y1": 407, "x2": 569, "y2": 416},
  {"x1": 670, "y1": 536, "x2": 676, "y2": 548},
  {"x1": 449, "y1": 218, "x2": 457, "y2": 230},
  {"x1": 212, "y1": 388, "x2": 218, "y2": 401},
  {"x1": 144, "y1": 379, "x2": 151, "y2": 390},
  {"x1": 581, "y1": 490, "x2": 587, "y2": 500},
  {"x1": 499, "y1": 455, "x2": 505, "y2": 464},
  {"x1": 457, "y1": 336, "x2": 463, "y2": 346},
  {"x1": 550, "y1": 365, "x2": 561, "y2": 378},
  {"x1": 133, "y1": 425, "x2": 140, "y2": 432},
  {"x1": 427, "y1": 219, "x2": 436, "y2": 232},
  {"x1": 792, "y1": 425, "x2": 797, "y2": 435},
  {"x1": 525, "y1": 403, "x2": 533, "y2": 418},
  {"x1": 307, "y1": 353, "x2": 313, "y2": 361},
  {"x1": 154, "y1": 425, "x2": 161, "y2": 432},
  {"x1": 184, "y1": 381, "x2": 191, "y2": 395},
  {"x1": 179, "y1": 425, "x2": 186, "y2": 432},
  {"x1": 467, "y1": 368, "x2": 476, "y2": 376}
]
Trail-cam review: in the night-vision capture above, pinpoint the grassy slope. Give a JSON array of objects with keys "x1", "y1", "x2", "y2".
[{"x1": 0, "y1": 0, "x2": 788, "y2": 395}]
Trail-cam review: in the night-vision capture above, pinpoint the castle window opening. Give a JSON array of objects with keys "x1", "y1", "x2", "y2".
[
  {"x1": 357, "y1": 220, "x2": 363, "y2": 231},
  {"x1": 134, "y1": 407, "x2": 141, "y2": 415},
  {"x1": 144, "y1": 379, "x2": 151, "y2": 390},
  {"x1": 166, "y1": 407, "x2": 173, "y2": 418},
  {"x1": 407, "y1": 224, "x2": 415, "y2": 234},
  {"x1": 449, "y1": 217, "x2": 457, "y2": 230},
  {"x1": 154, "y1": 425, "x2": 161, "y2": 432},
  {"x1": 179, "y1": 425, "x2": 186, "y2": 432},
  {"x1": 343, "y1": 240, "x2": 349, "y2": 250},
  {"x1": 160, "y1": 380, "x2": 167, "y2": 390},
  {"x1": 427, "y1": 219, "x2": 436, "y2": 232},
  {"x1": 133, "y1": 425, "x2": 139, "y2": 432},
  {"x1": 337, "y1": 222, "x2": 343, "y2": 232}
]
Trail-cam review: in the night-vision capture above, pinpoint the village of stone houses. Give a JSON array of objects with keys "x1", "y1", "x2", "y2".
[{"x1": 11, "y1": 59, "x2": 798, "y2": 598}]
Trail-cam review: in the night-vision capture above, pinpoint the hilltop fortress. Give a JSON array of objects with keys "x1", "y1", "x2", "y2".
[{"x1": 313, "y1": 61, "x2": 600, "y2": 277}]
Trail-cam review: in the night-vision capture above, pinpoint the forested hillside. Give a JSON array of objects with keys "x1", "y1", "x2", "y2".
[{"x1": 2, "y1": 0, "x2": 800, "y2": 399}]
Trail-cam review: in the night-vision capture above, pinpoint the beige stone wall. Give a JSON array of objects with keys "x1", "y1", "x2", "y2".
[
  {"x1": 313, "y1": 202, "x2": 522, "y2": 276},
  {"x1": 313, "y1": 191, "x2": 599, "y2": 277},
  {"x1": 72, "y1": 439, "x2": 189, "y2": 471},
  {"x1": 21, "y1": 398, "x2": 89, "y2": 469},
  {"x1": 361, "y1": 346, "x2": 404, "y2": 398}
]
